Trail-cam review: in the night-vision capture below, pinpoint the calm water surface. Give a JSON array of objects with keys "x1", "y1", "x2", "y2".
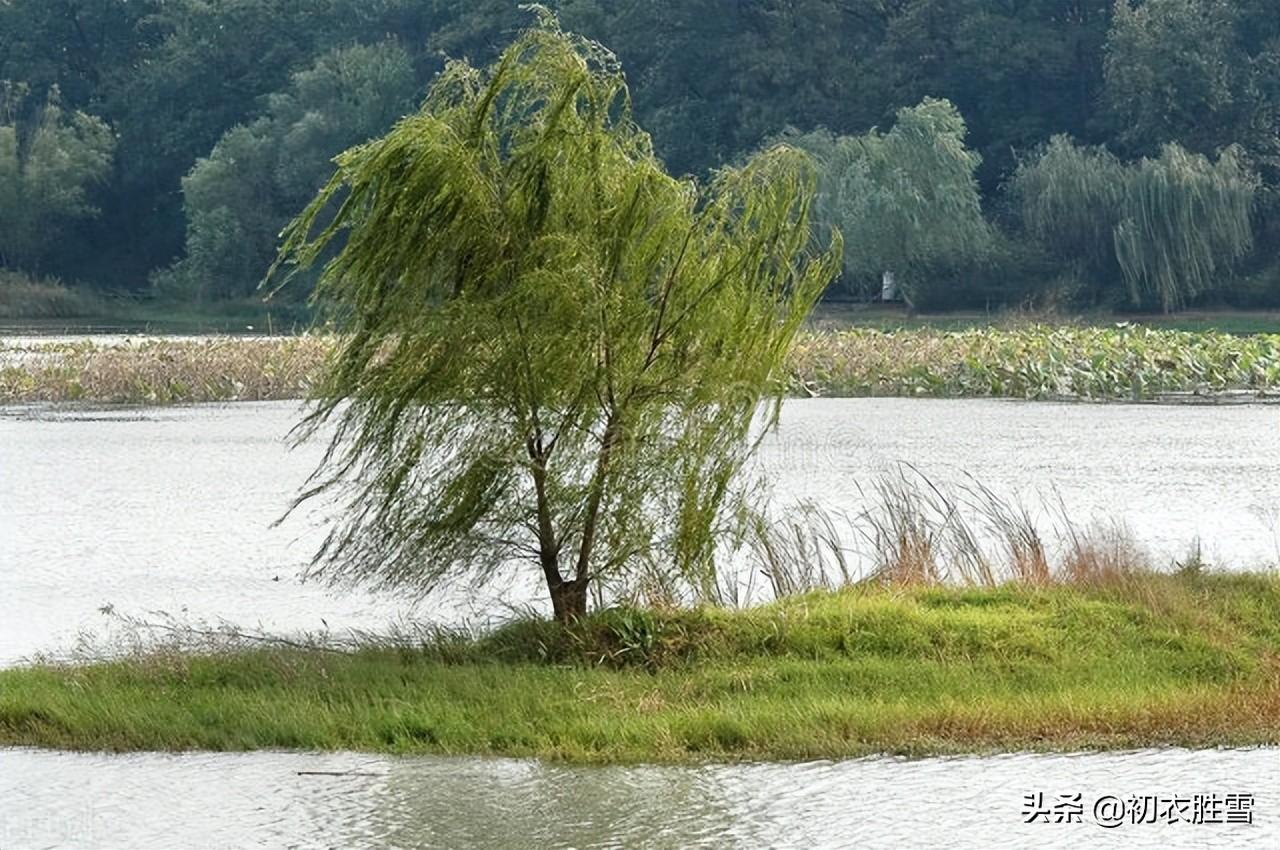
[
  {"x1": 2, "y1": 398, "x2": 1278, "y2": 664},
  {"x1": 2, "y1": 747, "x2": 1277, "y2": 849}
]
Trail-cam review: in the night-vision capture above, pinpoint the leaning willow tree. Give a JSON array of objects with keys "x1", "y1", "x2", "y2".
[{"x1": 271, "y1": 14, "x2": 840, "y2": 622}]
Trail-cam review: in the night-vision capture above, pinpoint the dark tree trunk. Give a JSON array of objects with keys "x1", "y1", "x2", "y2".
[
  {"x1": 549, "y1": 575, "x2": 589, "y2": 624},
  {"x1": 526, "y1": 432, "x2": 587, "y2": 624}
]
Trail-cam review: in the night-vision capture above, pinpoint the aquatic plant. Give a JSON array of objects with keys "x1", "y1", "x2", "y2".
[
  {"x1": 790, "y1": 324, "x2": 1280, "y2": 400},
  {"x1": 0, "y1": 335, "x2": 330, "y2": 404},
  {"x1": 4, "y1": 324, "x2": 1280, "y2": 405}
]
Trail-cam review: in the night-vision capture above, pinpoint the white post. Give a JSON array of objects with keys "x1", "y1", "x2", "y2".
[{"x1": 880, "y1": 270, "x2": 897, "y2": 302}]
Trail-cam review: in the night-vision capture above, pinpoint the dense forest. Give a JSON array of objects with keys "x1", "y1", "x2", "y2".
[{"x1": 1, "y1": 0, "x2": 1278, "y2": 312}]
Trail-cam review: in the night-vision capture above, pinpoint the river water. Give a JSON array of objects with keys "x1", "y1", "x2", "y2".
[
  {"x1": 2, "y1": 398, "x2": 1278, "y2": 664},
  {"x1": 3, "y1": 747, "x2": 1277, "y2": 848},
  {"x1": 3, "y1": 397, "x2": 1279, "y2": 848}
]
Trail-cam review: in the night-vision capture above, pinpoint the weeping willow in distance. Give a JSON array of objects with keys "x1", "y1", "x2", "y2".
[
  {"x1": 1013, "y1": 135, "x2": 1257, "y2": 311},
  {"x1": 1114, "y1": 144, "x2": 1256, "y2": 310},
  {"x1": 778, "y1": 98, "x2": 991, "y2": 303},
  {"x1": 270, "y1": 11, "x2": 841, "y2": 621}
]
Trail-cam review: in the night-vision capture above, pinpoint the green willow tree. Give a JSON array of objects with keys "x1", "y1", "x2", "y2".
[
  {"x1": 1114, "y1": 144, "x2": 1256, "y2": 309},
  {"x1": 1009, "y1": 135, "x2": 1127, "y2": 297},
  {"x1": 780, "y1": 98, "x2": 991, "y2": 305},
  {"x1": 1012, "y1": 135, "x2": 1256, "y2": 310},
  {"x1": 272, "y1": 14, "x2": 841, "y2": 622}
]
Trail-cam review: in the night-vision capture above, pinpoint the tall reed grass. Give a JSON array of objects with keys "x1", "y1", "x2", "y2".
[
  {"x1": 737, "y1": 468, "x2": 1194, "y2": 601},
  {"x1": 0, "y1": 272, "x2": 101, "y2": 319}
]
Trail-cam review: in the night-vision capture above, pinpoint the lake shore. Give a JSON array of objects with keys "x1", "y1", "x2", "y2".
[
  {"x1": 4, "y1": 324, "x2": 1280, "y2": 405},
  {"x1": 3, "y1": 572, "x2": 1278, "y2": 764}
]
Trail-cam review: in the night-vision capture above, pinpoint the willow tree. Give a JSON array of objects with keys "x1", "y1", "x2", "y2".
[
  {"x1": 778, "y1": 98, "x2": 991, "y2": 305},
  {"x1": 1010, "y1": 135, "x2": 1127, "y2": 292},
  {"x1": 271, "y1": 13, "x2": 840, "y2": 622},
  {"x1": 1114, "y1": 144, "x2": 1256, "y2": 310},
  {"x1": 1012, "y1": 136, "x2": 1256, "y2": 311}
]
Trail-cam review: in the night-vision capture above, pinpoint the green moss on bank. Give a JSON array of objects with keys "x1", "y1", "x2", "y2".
[{"x1": 2, "y1": 573, "x2": 1279, "y2": 763}]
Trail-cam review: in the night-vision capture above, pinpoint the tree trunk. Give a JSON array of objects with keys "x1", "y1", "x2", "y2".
[
  {"x1": 549, "y1": 575, "x2": 589, "y2": 624},
  {"x1": 526, "y1": 433, "x2": 587, "y2": 624}
]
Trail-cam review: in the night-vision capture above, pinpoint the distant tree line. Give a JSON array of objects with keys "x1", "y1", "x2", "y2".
[{"x1": 0, "y1": 0, "x2": 1277, "y2": 312}]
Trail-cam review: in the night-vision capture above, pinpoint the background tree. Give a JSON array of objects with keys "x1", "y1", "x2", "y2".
[
  {"x1": 1013, "y1": 135, "x2": 1256, "y2": 310},
  {"x1": 878, "y1": 0, "x2": 1114, "y2": 188},
  {"x1": 1104, "y1": 0, "x2": 1239, "y2": 157},
  {"x1": 273, "y1": 15, "x2": 841, "y2": 621},
  {"x1": 0, "y1": 84, "x2": 114, "y2": 273},
  {"x1": 155, "y1": 42, "x2": 418, "y2": 302},
  {"x1": 0, "y1": 0, "x2": 1274, "y2": 309},
  {"x1": 783, "y1": 99, "x2": 991, "y2": 306},
  {"x1": 1009, "y1": 135, "x2": 1126, "y2": 301},
  {"x1": 1114, "y1": 144, "x2": 1256, "y2": 310},
  {"x1": 1104, "y1": 0, "x2": 1280, "y2": 183}
]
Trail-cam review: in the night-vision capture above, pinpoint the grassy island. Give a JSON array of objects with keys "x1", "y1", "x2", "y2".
[{"x1": 2, "y1": 572, "x2": 1278, "y2": 764}]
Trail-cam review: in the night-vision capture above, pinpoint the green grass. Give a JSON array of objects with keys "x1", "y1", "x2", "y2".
[
  {"x1": 3, "y1": 573, "x2": 1279, "y2": 763},
  {"x1": 0, "y1": 297, "x2": 313, "y2": 336}
]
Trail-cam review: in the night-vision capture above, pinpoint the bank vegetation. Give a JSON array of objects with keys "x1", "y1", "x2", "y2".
[
  {"x1": 4, "y1": 325, "x2": 1280, "y2": 405},
  {"x1": 2, "y1": 481, "x2": 1277, "y2": 763}
]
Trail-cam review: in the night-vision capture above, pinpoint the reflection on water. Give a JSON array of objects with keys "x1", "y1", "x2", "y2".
[
  {"x1": 2, "y1": 747, "x2": 1276, "y2": 849},
  {"x1": 2, "y1": 399, "x2": 1279, "y2": 664}
]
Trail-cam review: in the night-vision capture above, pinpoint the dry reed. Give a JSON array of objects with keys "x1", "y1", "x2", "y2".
[{"x1": 741, "y1": 468, "x2": 1175, "y2": 597}]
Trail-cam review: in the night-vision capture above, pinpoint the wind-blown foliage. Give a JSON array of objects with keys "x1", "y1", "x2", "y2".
[
  {"x1": 781, "y1": 99, "x2": 991, "y2": 305},
  {"x1": 1012, "y1": 136, "x2": 1256, "y2": 310},
  {"x1": 272, "y1": 15, "x2": 840, "y2": 621}
]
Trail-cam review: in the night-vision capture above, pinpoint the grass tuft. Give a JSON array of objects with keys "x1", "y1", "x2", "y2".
[{"x1": 0, "y1": 272, "x2": 102, "y2": 319}]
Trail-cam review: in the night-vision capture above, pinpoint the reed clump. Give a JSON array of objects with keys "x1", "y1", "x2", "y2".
[
  {"x1": 0, "y1": 272, "x2": 101, "y2": 319},
  {"x1": 739, "y1": 469, "x2": 1175, "y2": 597}
]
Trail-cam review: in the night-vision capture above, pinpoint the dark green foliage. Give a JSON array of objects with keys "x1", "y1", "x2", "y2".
[
  {"x1": 0, "y1": 85, "x2": 114, "y2": 273},
  {"x1": 1012, "y1": 136, "x2": 1257, "y2": 310},
  {"x1": 780, "y1": 99, "x2": 992, "y2": 306},
  {"x1": 0, "y1": 0, "x2": 1275, "y2": 309},
  {"x1": 1105, "y1": 0, "x2": 1280, "y2": 180},
  {"x1": 155, "y1": 42, "x2": 419, "y2": 302}
]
